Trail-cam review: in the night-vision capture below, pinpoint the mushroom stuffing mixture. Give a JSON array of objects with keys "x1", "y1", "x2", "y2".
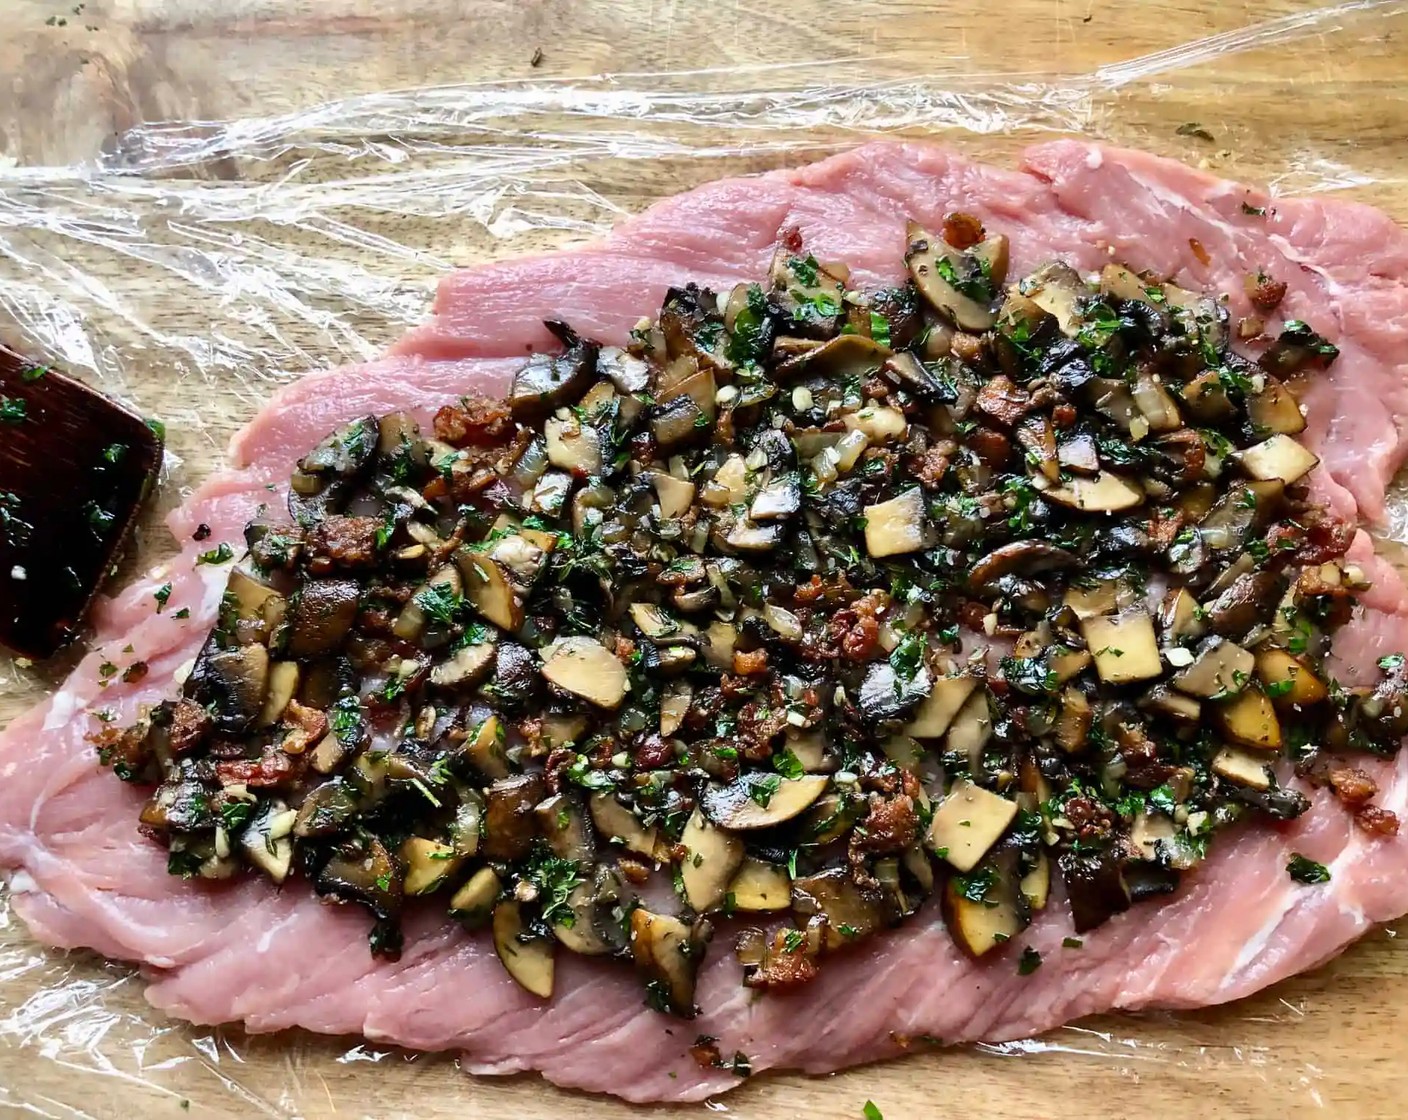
[{"x1": 97, "y1": 217, "x2": 1408, "y2": 1015}]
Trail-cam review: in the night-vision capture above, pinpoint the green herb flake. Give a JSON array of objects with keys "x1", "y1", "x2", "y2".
[
  {"x1": 1062, "y1": 936, "x2": 1084, "y2": 949},
  {"x1": 196, "y1": 543, "x2": 234, "y2": 565},
  {"x1": 1287, "y1": 854, "x2": 1331, "y2": 884},
  {"x1": 1017, "y1": 946, "x2": 1043, "y2": 975},
  {"x1": 1379, "y1": 653, "x2": 1405, "y2": 672},
  {"x1": 153, "y1": 583, "x2": 173, "y2": 612},
  {"x1": 863, "y1": 1102, "x2": 884, "y2": 1120},
  {"x1": 0, "y1": 397, "x2": 27, "y2": 424},
  {"x1": 748, "y1": 773, "x2": 783, "y2": 809}
]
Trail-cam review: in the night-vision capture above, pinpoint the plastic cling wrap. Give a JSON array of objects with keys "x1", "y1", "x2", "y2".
[{"x1": 4, "y1": 3, "x2": 1408, "y2": 1116}]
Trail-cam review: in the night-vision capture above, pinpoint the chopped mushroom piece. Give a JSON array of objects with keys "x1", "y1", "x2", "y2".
[
  {"x1": 863, "y1": 488, "x2": 932, "y2": 558},
  {"x1": 1234, "y1": 434, "x2": 1319, "y2": 484},
  {"x1": 680, "y1": 808, "x2": 745, "y2": 911},
  {"x1": 1172, "y1": 638, "x2": 1255, "y2": 698},
  {"x1": 630, "y1": 908, "x2": 708, "y2": 1017},
  {"x1": 1212, "y1": 745, "x2": 1273, "y2": 790},
  {"x1": 1211, "y1": 687, "x2": 1283, "y2": 751},
  {"x1": 1044, "y1": 472, "x2": 1144, "y2": 513},
  {"x1": 926, "y1": 779, "x2": 1017, "y2": 872},
  {"x1": 493, "y1": 899, "x2": 555, "y2": 998},
  {"x1": 700, "y1": 774, "x2": 828, "y2": 831},
  {"x1": 728, "y1": 858, "x2": 792, "y2": 912},
  {"x1": 1080, "y1": 611, "x2": 1163, "y2": 685},
  {"x1": 905, "y1": 675, "x2": 979, "y2": 738}
]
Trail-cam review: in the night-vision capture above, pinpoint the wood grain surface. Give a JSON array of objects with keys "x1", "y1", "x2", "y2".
[{"x1": 3, "y1": 1, "x2": 1408, "y2": 1116}]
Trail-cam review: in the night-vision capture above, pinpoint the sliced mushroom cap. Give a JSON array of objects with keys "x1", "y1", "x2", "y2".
[
  {"x1": 240, "y1": 799, "x2": 295, "y2": 882},
  {"x1": 1080, "y1": 610, "x2": 1163, "y2": 685},
  {"x1": 630, "y1": 907, "x2": 709, "y2": 1017},
  {"x1": 777, "y1": 333, "x2": 893, "y2": 381},
  {"x1": 943, "y1": 855, "x2": 1026, "y2": 958},
  {"x1": 285, "y1": 579, "x2": 360, "y2": 659},
  {"x1": 1044, "y1": 472, "x2": 1144, "y2": 513},
  {"x1": 186, "y1": 637, "x2": 270, "y2": 734},
  {"x1": 590, "y1": 792, "x2": 662, "y2": 859},
  {"x1": 1255, "y1": 648, "x2": 1327, "y2": 708},
  {"x1": 535, "y1": 792, "x2": 596, "y2": 864},
  {"x1": 402, "y1": 837, "x2": 463, "y2": 896},
  {"x1": 482, "y1": 773, "x2": 546, "y2": 861},
  {"x1": 905, "y1": 221, "x2": 1000, "y2": 331},
  {"x1": 540, "y1": 636, "x2": 628, "y2": 709},
  {"x1": 288, "y1": 415, "x2": 379, "y2": 524},
  {"x1": 456, "y1": 550, "x2": 524, "y2": 633},
  {"x1": 1233, "y1": 433, "x2": 1319, "y2": 485},
  {"x1": 646, "y1": 470, "x2": 697, "y2": 519},
  {"x1": 429, "y1": 641, "x2": 497, "y2": 690},
  {"x1": 257, "y1": 661, "x2": 301, "y2": 727},
  {"x1": 904, "y1": 674, "x2": 978, "y2": 739},
  {"x1": 316, "y1": 836, "x2": 402, "y2": 920},
  {"x1": 507, "y1": 322, "x2": 599, "y2": 420},
  {"x1": 967, "y1": 540, "x2": 1077, "y2": 591},
  {"x1": 1019, "y1": 261, "x2": 1087, "y2": 336},
  {"x1": 679, "y1": 808, "x2": 745, "y2": 911},
  {"x1": 857, "y1": 660, "x2": 933, "y2": 725},
  {"x1": 1210, "y1": 686, "x2": 1283, "y2": 751},
  {"x1": 449, "y1": 866, "x2": 501, "y2": 927},
  {"x1": 792, "y1": 867, "x2": 891, "y2": 950},
  {"x1": 493, "y1": 898, "x2": 555, "y2": 998},
  {"x1": 700, "y1": 774, "x2": 828, "y2": 831}
]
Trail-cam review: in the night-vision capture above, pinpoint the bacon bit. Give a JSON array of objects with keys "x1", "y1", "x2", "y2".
[
  {"x1": 1189, "y1": 237, "x2": 1211, "y2": 267},
  {"x1": 967, "y1": 426, "x2": 1012, "y2": 470},
  {"x1": 823, "y1": 588, "x2": 886, "y2": 662},
  {"x1": 1271, "y1": 510, "x2": 1356, "y2": 567},
  {"x1": 613, "y1": 635, "x2": 637, "y2": 663},
  {"x1": 280, "y1": 700, "x2": 328, "y2": 756},
  {"x1": 1358, "y1": 806, "x2": 1400, "y2": 835},
  {"x1": 168, "y1": 699, "x2": 212, "y2": 755},
  {"x1": 942, "y1": 211, "x2": 985, "y2": 250},
  {"x1": 744, "y1": 929, "x2": 821, "y2": 990},
  {"x1": 862, "y1": 376, "x2": 891, "y2": 400},
  {"x1": 779, "y1": 224, "x2": 804, "y2": 254},
  {"x1": 737, "y1": 698, "x2": 788, "y2": 760},
  {"x1": 950, "y1": 331, "x2": 985, "y2": 364},
  {"x1": 433, "y1": 395, "x2": 514, "y2": 446},
  {"x1": 793, "y1": 575, "x2": 825, "y2": 604},
  {"x1": 307, "y1": 515, "x2": 382, "y2": 573},
  {"x1": 120, "y1": 661, "x2": 149, "y2": 685},
  {"x1": 689, "y1": 1036, "x2": 724, "y2": 1069},
  {"x1": 1146, "y1": 508, "x2": 1185, "y2": 551},
  {"x1": 733, "y1": 648, "x2": 768, "y2": 675},
  {"x1": 216, "y1": 748, "x2": 300, "y2": 788},
  {"x1": 1244, "y1": 272, "x2": 1287, "y2": 312},
  {"x1": 617, "y1": 856, "x2": 652, "y2": 886},
  {"x1": 1154, "y1": 427, "x2": 1205, "y2": 482},
  {"x1": 1064, "y1": 795, "x2": 1115, "y2": 841},
  {"x1": 1115, "y1": 722, "x2": 1176, "y2": 790},
  {"x1": 1329, "y1": 766, "x2": 1378, "y2": 808},
  {"x1": 1051, "y1": 402, "x2": 1078, "y2": 429},
  {"x1": 908, "y1": 440, "x2": 955, "y2": 490},
  {"x1": 852, "y1": 792, "x2": 919, "y2": 856},
  {"x1": 633, "y1": 733, "x2": 674, "y2": 769}
]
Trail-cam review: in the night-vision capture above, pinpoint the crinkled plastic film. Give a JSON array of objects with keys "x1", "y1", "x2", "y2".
[{"x1": 3, "y1": 2, "x2": 1408, "y2": 1116}]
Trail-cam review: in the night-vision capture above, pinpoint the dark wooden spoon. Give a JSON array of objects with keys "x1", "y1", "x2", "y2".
[{"x1": 0, "y1": 347, "x2": 163, "y2": 658}]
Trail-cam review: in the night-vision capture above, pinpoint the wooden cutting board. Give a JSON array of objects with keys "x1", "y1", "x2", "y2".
[{"x1": 3, "y1": 1, "x2": 1408, "y2": 1116}]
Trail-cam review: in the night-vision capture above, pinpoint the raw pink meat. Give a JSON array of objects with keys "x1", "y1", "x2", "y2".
[{"x1": 5, "y1": 140, "x2": 1408, "y2": 1102}]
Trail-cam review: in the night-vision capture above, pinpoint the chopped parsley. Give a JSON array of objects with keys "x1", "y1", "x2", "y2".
[
  {"x1": 1287, "y1": 855, "x2": 1331, "y2": 884},
  {"x1": 196, "y1": 543, "x2": 234, "y2": 565}
]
